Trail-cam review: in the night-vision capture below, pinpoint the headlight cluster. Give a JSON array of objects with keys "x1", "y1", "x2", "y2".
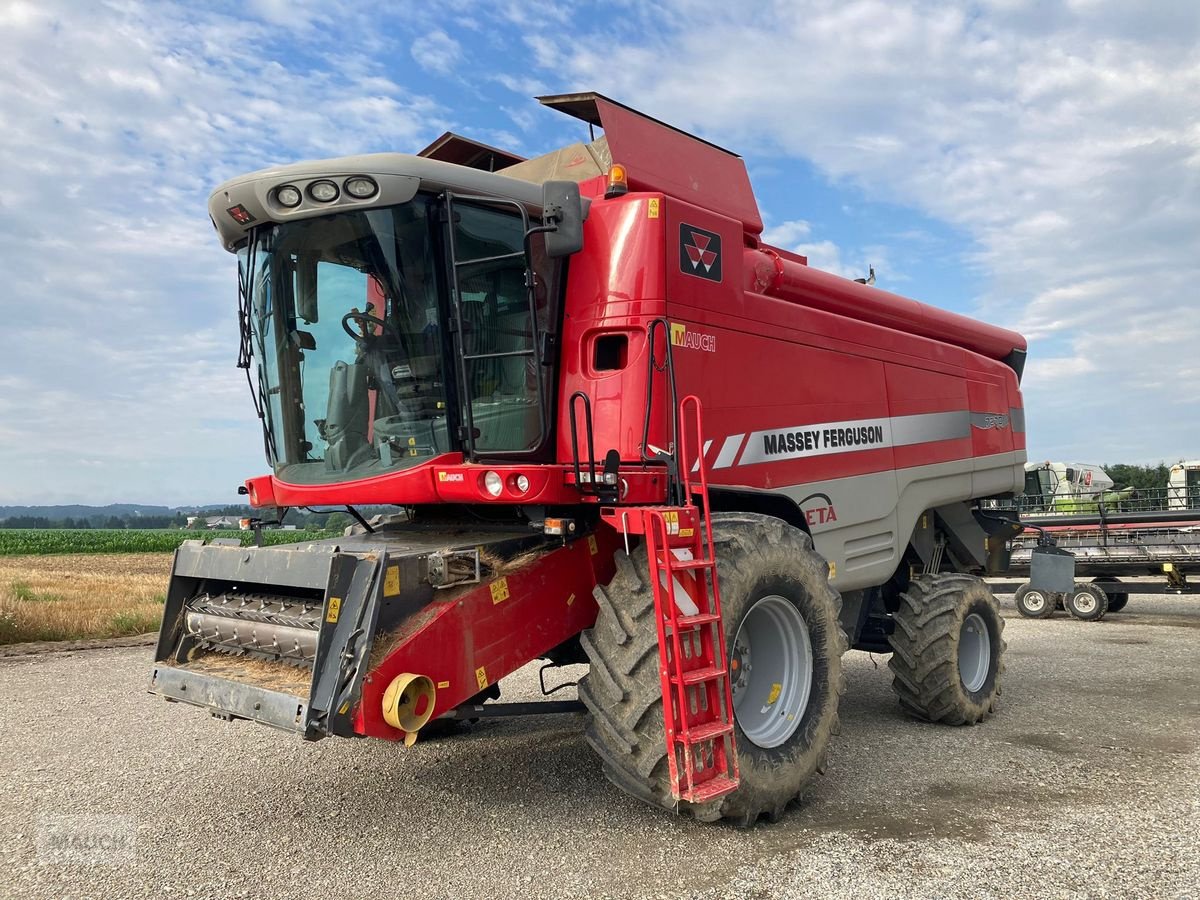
[
  {"x1": 272, "y1": 175, "x2": 378, "y2": 209},
  {"x1": 479, "y1": 470, "x2": 533, "y2": 499}
]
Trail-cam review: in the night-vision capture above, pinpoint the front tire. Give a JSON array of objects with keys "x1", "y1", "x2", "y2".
[
  {"x1": 1066, "y1": 583, "x2": 1108, "y2": 621},
  {"x1": 888, "y1": 574, "x2": 1006, "y2": 725},
  {"x1": 578, "y1": 513, "x2": 846, "y2": 824},
  {"x1": 1014, "y1": 582, "x2": 1055, "y2": 619}
]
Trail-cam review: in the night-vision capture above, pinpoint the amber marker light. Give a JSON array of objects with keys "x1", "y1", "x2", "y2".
[{"x1": 605, "y1": 163, "x2": 629, "y2": 199}]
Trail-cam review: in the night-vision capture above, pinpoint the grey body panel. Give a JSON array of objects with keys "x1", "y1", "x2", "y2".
[
  {"x1": 763, "y1": 450, "x2": 1024, "y2": 592},
  {"x1": 209, "y1": 152, "x2": 570, "y2": 251}
]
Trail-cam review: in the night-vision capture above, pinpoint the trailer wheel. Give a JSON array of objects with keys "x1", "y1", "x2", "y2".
[
  {"x1": 1014, "y1": 582, "x2": 1055, "y2": 619},
  {"x1": 888, "y1": 574, "x2": 1006, "y2": 725},
  {"x1": 1066, "y1": 583, "x2": 1108, "y2": 621},
  {"x1": 578, "y1": 513, "x2": 846, "y2": 825},
  {"x1": 1091, "y1": 578, "x2": 1128, "y2": 613}
]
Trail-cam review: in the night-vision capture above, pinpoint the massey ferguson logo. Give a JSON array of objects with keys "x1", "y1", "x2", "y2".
[{"x1": 680, "y1": 224, "x2": 722, "y2": 282}]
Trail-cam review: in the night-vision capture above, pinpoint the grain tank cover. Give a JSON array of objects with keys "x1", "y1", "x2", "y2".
[
  {"x1": 418, "y1": 133, "x2": 526, "y2": 171},
  {"x1": 537, "y1": 92, "x2": 764, "y2": 235}
]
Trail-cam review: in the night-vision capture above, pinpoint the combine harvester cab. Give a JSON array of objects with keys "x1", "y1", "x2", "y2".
[{"x1": 151, "y1": 91, "x2": 1046, "y2": 824}]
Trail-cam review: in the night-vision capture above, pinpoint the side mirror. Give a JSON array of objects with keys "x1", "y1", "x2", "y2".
[
  {"x1": 541, "y1": 181, "x2": 584, "y2": 258},
  {"x1": 296, "y1": 255, "x2": 319, "y2": 324}
]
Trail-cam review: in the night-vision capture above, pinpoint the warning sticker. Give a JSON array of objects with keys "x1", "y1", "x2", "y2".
[
  {"x1": 326, "y1": 596, "x2": 342, "y2": 624},
  {"x1": 384, "y1": 565, "x2": 400, "y2": 597},
  {"x1": 475, "y1": 666, "x2": 488, "y2": 690},
  {"x1": 490, "y1": 578, "x2": 510, "y2": 605}
]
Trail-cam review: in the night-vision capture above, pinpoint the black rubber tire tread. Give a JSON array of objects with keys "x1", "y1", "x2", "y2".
[
  {"x1": 1091, "y1": 578, "x2": 1128, "y2": 613},
  {"x1": 1066, "y1": 582, "x2": 1109, "y2": 621},
  {"x1": 578, "y1": 512, "x2": 847, "y2": 825},
  {"x1": 1013, "y1": 582, "x2": 1055, "y2": 619},
  {"x1": 888, "y1": 573, "x2": 1006, "y2": 725}
]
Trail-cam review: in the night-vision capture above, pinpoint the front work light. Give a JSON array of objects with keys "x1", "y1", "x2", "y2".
[
  {"x1": 345, "y1": 176, "x2": 378, "y2": 199},
  {"x1": 484, "y1": 471, "x2": 503, "y2": 497},
  {"x1": 276, "y1": 185, "x2": 302, "y2": 208},
  {"x1": 309, "y1": 180, "x2": 339, "y2": 202}
]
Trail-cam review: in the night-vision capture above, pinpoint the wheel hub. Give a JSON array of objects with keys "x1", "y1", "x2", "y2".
[
  {"x1": 958, "y1": 612, "x2": 991, "y2": 693},
  {"x1": 730, "y1": 594, "x2": 813, "y2": 749},
  {"x1": 1024, "y1": 590, "x2": 1046, "y2": 613},
  {"x1": 1074, "y1": 592, "x2": 1097, "y2": 614}
]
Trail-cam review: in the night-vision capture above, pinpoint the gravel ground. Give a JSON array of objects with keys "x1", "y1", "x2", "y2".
[{"x1": 1, "y1": 594, "x2": 1197, "y2": 899}]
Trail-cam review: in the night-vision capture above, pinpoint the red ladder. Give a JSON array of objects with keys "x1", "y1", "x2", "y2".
[{"x1": 602, "y1": 395, "x2": 739, "y2": 803}]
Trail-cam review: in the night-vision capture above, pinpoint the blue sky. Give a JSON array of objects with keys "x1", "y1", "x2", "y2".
[{"x1": 0, "y1": 0, "x2": 1197, "y2": 505}]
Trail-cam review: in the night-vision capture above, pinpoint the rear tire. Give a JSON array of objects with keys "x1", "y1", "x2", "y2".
[
  {"x1": 888, "y1": 574, "x2": 1006, "y2": 725},
  {"x1": 1092, "y1": 578, "x2": 1128, "y2": 613},
  {"x1": 578, "y1": 513, "x2": 846, "y2": 824},
  {"x1": 1066, "y1": 583, "x2": 1108, "y2": 621},
  {"x1": 1014, "y1": 582, "x2": 1054, "y2": 619}
]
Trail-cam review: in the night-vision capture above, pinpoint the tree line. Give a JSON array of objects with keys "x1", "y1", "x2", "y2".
[{"x1": 1100, "y1": 463, "x2": 1174, "y2": 492}]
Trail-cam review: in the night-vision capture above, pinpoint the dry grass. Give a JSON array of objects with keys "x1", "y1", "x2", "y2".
[
  {"x1": 0, "y1": 553, "x2": 173, "y2": 644},
  {"x1": 177, "y1": 653, "x2": 311, "y2": 697}
]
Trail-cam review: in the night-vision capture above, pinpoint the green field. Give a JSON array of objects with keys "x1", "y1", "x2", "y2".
[{"x1": 0, "y1": 528, "x2": 338, "y2": 556}]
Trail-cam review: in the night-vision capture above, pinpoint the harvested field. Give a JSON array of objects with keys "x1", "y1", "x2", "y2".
[{"x1": 0, "y1": 553, "x2": 172, "y2": 644}]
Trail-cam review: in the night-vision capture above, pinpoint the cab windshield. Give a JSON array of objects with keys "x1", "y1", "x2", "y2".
[{"x1": 238, "y1": 194, "x2": 553, "y2": 485}]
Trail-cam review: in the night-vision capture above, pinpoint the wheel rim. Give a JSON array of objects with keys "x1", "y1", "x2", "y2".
[
  {"x1": 1074, "y1": 591, "x2": 1097, "y2": 614},
  {"x1": 730, "y1": 594, "x2": 813, "y2": 749},
  {"x1": 1023, "y1": 590, "x2": 1046, "y2": 613},
  {"x1": 958, "y1": 612, "x2": 991, "y2": 693}
]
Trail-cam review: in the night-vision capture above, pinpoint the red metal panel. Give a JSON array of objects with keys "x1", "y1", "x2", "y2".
[
  {"x1": 663, "y1": 199, "x2": 744, "y2": 316},
  {"x1": 744, "y1": 247, "x2": 1027, "y2": 362},
  {"x1": 540, "y1": 92, "x2": 763, "y2": 235},
  {"x1": 555, "y1": 194, "x2": 668, "y2": 465},
  {"x1": 354, "y1": 528, "x2": 620, "y2": 741},
  {"x1": 967, "y1": 378, "x2": 1014, "y2": 458}
]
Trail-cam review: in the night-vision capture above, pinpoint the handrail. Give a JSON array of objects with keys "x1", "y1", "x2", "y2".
[{"x1": 568, "y1": 391, "x2": 598, "y2": 494}]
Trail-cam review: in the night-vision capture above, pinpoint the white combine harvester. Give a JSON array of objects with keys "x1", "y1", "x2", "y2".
[
  {"x1": 1168, "y1": 461, "x2": 1200, "y2": 509},
  {"x1": 998, "y1": 461, "x2": 1200, "y2": 620},
  {"x1": 1021, "y1": 461, "x2": 1127, "y2": 514}
]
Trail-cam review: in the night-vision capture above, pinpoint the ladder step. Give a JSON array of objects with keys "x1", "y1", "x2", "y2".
[
  {"x1": 672, "y1": 612, "x2": 721, "y2": 629},
  {"x1": 673, "y1": 665, "x2": 727, "y2": 686},
  {"x1": 667, "y1": 558, "x2": 715, "y2": 572},
  {"x1": 681, "y1": 774, "x2": 739, "y2": 804},
  {"x1": 677, "y1": 720, "x2": 733, "y2": 743}
]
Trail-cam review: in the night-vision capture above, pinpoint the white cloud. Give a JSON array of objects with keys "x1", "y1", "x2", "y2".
[
  {"x1": 4, "y1": 0, "x2": 1198, "y2": 505},
  {"x1": 760, "y1": 220, "x2": 812, "y2": 246},
  {"x1": 519, "y1": 0, "x2": 1200, "y2": 462},
  {"x1": 411, "y1": 29, "x2": 462, "y2": 75},
  {"x1": 0, "y1": 0, "x2": 447, "y2": 505}
]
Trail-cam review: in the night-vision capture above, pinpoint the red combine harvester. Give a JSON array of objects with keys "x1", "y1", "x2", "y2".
[{"x1": 151, "y1": 93, "x2": 1033, "y2": 824}]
